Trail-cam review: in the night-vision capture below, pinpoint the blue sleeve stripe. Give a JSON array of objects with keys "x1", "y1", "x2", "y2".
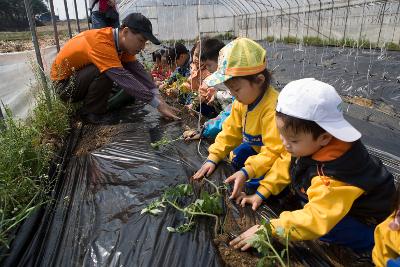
[
  {"x1": 256, "y1": 191, "x2": 267, "y2": 201},
  {"x1": 206, "y1": 159, "x2": 217, "y2": 165},
  {"x1": 240, "y1": 168, "x2": 249, "y2": 179}
]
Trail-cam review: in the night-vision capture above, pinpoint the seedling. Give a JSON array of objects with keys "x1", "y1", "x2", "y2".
[
  {"x1": 150, "y1": 135, "x2": 183, "y2": 149},
  {"x1": 141, "y1": 178, "x2": 225, "y2": 235},
  {"x1": 248, "y1": 219, "x2": 294, "y2": 267}
]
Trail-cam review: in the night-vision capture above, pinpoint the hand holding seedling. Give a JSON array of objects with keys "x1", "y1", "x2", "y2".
[
  {"x1": 224, "y1": 170, "x2": 247, "y2": 199},
  {"x1": 236, "y1": 192, "x2": 264, "y2": 210},
  {"x1": 192, "y1": 161, "x2": 216, "y2": 179},
  {"x1": 230, "y1": 224, "x2": 260, "y2": 251}
]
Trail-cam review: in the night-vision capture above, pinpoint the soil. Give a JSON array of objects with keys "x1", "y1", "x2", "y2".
[
  {"x1": 74, "y1": 122, "x2": 130, "y2": 156},
  {"x1": 0, "y1": 21, "x2": 87, "y2": 53},
  {"x1": 214, "y1": 234, "x2": 259, "y2": 267},
  {"x1": 343, "y1": 95, "x2": 398, "y2": 117}
]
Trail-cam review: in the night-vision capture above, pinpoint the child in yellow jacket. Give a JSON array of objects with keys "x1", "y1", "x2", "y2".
[
  {"x1": 230, "y1": 78, "x2": 396, "y2": 252},
  {"x1": 373, "y1": 188, "x2": 400, "y2": 267},
  {"x1": 193, "y1": 38, "x2": 291, "y2": 210}
]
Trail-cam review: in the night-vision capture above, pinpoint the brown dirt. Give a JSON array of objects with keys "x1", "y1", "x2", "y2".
[
  {"x1": 74, "y1": 123, "x2": 130, "y2": 156},
  {"x1": 0, "y1": 21, "x2": 88, "y2": 53},
  {"x1": 343, "y1": 95, "x2": 398, "y2": 117},
  {"x1": 214, "y1": 195, "x2": 261, "y2": 267},
  {"x1": 214, "y1": 234, "x2": 259, "y2": 267},
  {"x1": 161, "y1": 90, "x2": 207, "y2": 130}
]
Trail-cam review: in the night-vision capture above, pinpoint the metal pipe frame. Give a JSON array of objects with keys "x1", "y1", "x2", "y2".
[
  {"x1": 73, "y1": 0, "x2": 81, "y2": 33},
  {"x1": 377, "y1": 1, "x2": 388, "y2": 45},
  {"x1": 49, "y1": 0, "x2": 60, "y2": 52},
  {"x1": 63, "y1": 0, "x2": 73, "y2": 38},
  {"x1": 84, "y1": 0, "x2": 90, "y2": 30}
]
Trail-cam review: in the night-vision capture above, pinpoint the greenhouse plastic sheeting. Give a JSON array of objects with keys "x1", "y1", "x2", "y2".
[{"x1": 2, "y1": 100, "x2": 400, "y2": 266}]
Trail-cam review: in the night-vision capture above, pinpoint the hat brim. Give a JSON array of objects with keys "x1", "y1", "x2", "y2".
[
  {"x1": 204, "y1": 71, "x2": 232, "y2": 87},
  {"x1": 141, "y1": 31, "x2": 161, "y2": 45},
  {"x1": 317, "y1": 118, "x2": 361, "y2": 142}
]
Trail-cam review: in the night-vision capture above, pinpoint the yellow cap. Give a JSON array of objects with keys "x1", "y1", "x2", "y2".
[{"x1": 204, "y1": 37, "x2": 267, "y2": 87}]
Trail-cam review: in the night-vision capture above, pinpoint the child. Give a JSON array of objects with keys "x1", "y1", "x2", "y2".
[
  {"x1": 183, "y1": 38, "x2": 234, "y2": 139},
  {"x1": 181, "y1": 40, "x2": 211, "y2": 93},
  {"x1": 230, "y1": 78, "x2": 396, "y2": 253},
  {"x1": 151, "y1": 49, "x2": 171, "y2": 82},
  {"x1": 161, "y1": 43, "x2": 190, "y2": 87},
  {"x1": 373, "y1": 187, "x2": 400, "y2": 266},
  {"x1": 192, "y1": 38, "x2": 291, "y2": 211},
  {"x1": 199, "y1": 38, "x2": 231, "y2": 110},
  {"x1": 181, "y1": 39, "x2": 216, "y2": 117}
]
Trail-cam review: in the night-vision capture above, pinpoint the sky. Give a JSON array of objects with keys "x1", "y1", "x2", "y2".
[{"x1": 50, "y1": 0, "x2": 89, "y2": 20}]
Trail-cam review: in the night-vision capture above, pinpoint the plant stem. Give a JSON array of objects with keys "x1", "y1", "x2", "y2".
[
  {"x1": 261, "y1": 240, "x2": 287, "y2": 267},
  {"x1": 165, "y1": 199, "x2": 219, "y2": 235},
  {"x1": 203, "y1": 177, "x2": 221, "y2": 196}
]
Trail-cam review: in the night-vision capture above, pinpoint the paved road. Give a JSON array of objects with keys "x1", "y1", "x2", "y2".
[{"x1": 0, "y1": 46, "x2": 57, "y2": 119}]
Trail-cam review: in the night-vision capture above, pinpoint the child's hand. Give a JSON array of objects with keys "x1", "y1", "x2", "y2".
[
  {"x1": 192, "y1": 161, "x2": 216, "y2": 180},
  {"x1": 205, "y1": 87, "x2": 216, "y2": 104},
  {"x1": 224, "y1": 171, "x2": 247, "y2": 199},
  {"x1": 389, "y1": 210, "x2": 400, "y2": 231},
  {"x1": 183, "y1": 129, "x2": 201, "y2": 141},
  {"x1": 236, "y1": 192, "x2": 264, "y2": 211},
  {"x1": 229, "y1": 224, "x2": 261, "y2": 251}
]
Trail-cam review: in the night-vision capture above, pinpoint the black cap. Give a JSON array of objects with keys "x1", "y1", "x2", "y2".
[{"x1": 122, "y1": 13, "x2": 160, "y2": 45}]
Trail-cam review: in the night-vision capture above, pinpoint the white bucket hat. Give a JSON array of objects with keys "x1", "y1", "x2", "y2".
[{"x1": 276, "y1": 78, "x2": 361, "y2": 142}]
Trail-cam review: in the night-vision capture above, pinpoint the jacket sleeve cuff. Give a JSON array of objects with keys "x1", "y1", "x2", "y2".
[
  {"x1": 256, "y1": 186, "x2": 272, "y2": 199},
  {"x1": 243, "y1": 166, "x2": 255, "y2": 179},
  {"x1": 150, "y1": 96, "x2": 160, "y2": 108},
  {"x1": 207, "y1": 154, "x2": 220, "y2": 164},
  {"x1": 240, "y1": 168, "x2": 249, "y2": 179},
  {"x1": 269, "y1": 218, "x2": 280, "y2": 236},
  {"x1": 205, "y1": 159, "x2": 217, "y2": 165}
]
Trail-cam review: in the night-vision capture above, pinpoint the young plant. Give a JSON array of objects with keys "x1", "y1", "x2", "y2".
[
  {"x1": 141, "y1": 178, "x2": 225, "y2": 235},
  {"x1": 150, "y1": 135, "x2": 184, "y2": 149},
  {"x1": 248, "y1": 219, "x2": 294, "y2": 267}
]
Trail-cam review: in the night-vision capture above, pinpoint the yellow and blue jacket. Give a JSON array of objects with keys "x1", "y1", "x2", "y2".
[
  {"x1": 207, "y1": 86, "x2": 291, "y2": 199},
  {"x1": 372, "y1": 212, "x2": 400, "y2": 267},
  {"x1": 270, "y1": 138, "x2": 395, "y2": 240}
]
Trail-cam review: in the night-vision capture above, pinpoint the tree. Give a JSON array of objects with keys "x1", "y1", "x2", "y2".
[{"x1": 0, "y1": 0, "x2": 49, "y2": 31}]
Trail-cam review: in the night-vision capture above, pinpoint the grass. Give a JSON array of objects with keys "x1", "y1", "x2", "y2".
[
  {"x1": 266, "y1": 35, "x2": 400, "y2": 51},
  {"x1": 0, "y1": 64, "x2": 71, "y2": 251}
]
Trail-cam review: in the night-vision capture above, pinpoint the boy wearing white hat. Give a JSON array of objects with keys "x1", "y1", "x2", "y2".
[{"x1": 231, "y1": 78, "x2": 395, "y2": 253}]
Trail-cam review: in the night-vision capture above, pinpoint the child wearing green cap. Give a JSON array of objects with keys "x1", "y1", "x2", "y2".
[{"x1": 192, "y1": 38, "x2": 291, "y2": 210}]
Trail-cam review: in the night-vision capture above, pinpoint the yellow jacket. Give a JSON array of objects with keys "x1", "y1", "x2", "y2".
[
  {"x1": 270, "y1": 139, "x2": 365, "y2": 240},
  {"x1": 207, "y1": 87, "x2": 290, "y2": 198},
  {"x1": 372, "y1": 212, "x2": 400, "y2": 267}
]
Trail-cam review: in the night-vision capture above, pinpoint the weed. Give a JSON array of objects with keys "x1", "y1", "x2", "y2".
[
  {"x1": 150, "y1": 135, "x2": 183, "y2": 149},
  {"x1": 0, "y1": 66, "x2": 70, "y2": 250}
]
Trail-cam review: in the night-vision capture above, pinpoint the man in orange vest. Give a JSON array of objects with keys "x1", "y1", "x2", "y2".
[{"x1": 51, "y1": 13, "x2": 179, "y2": 123}]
